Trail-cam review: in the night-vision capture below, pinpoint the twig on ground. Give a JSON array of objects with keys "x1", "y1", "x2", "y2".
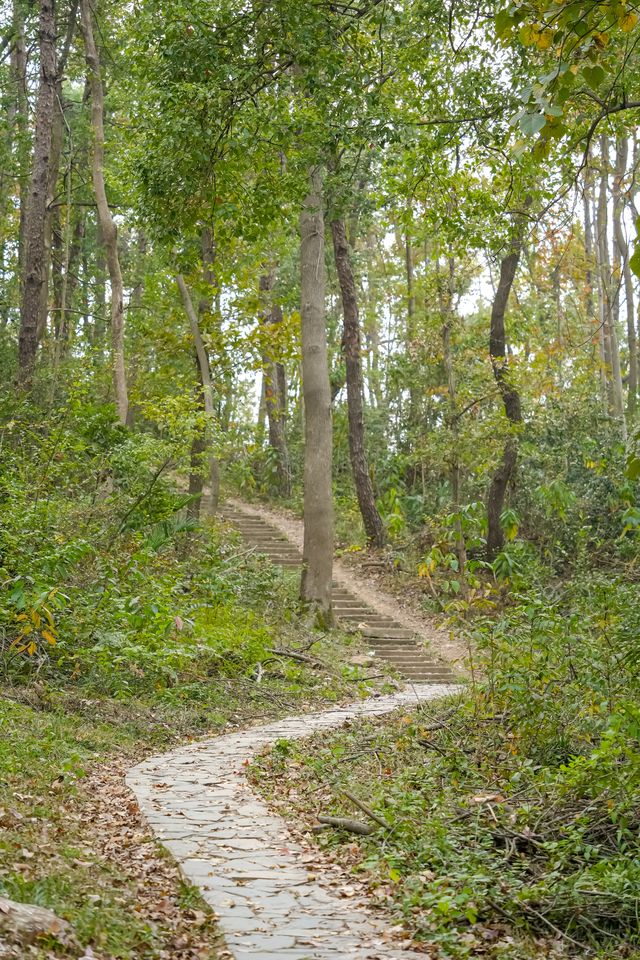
[{"x1": 340, "y1": 788, "x2": 390, "y2": 829}]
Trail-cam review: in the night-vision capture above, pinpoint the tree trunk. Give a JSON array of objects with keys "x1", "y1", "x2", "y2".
[
  {"x1": 17, "y1": 0, "x2": 57, "y2": 385},
  {"x1": 612, "y1": 137, "x2": 637, "y2": 415},
  {"x1": 10, "y1": 0, "x2": 28, "y2": 305},
  {"x1": 197, "y1": 228, "x2": 221, "y2": 509},
  {"x1": 583, "y1": 166, "x2": 596, "y2": 326},
  {"x1": 80, "y1": 0, "x2": 128, "y2": 425},
  {"x1": 486, "y1": 207, "x2": 528, "y2": 560},
  {"x1": 596, "y1": 134, "x2": 627, "y2": 438},
  {"x1": 259, "y1": 270, "x2": 291, "y2": 497},
  {"x1": 439, "y1": 257, "x2": 467, "y2": 588},
  {"x1": 299, "y1": 167, "x2": 333, "y2": 620},
  {"x1": 331, "y1": 217, "x2": 385, "y2": 548},
  {"x1": 177, "y1": 274, "x2": 220, "y2": 513},
  {"x1": 187, "y1": 351, "x2": 207, "y2": 521},
  {"x1": 38, "y1": 0, "x2": 78, "y2": 345}
]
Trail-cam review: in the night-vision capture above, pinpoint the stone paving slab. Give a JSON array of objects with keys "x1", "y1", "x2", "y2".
[{"x1": 127, "y1": 685, "x2": 459, "y2": 959}]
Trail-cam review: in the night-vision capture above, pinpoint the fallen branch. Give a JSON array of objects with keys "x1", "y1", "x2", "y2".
[
  {"x1": 315, "y1": 815, "x2": 375, "y2": 836},
  {"x1": 266, "y1": 647, "x2": 329, "y2": 670},
  {"x1": 340, "y1": 788, "x2": 390, "y2": 829}
]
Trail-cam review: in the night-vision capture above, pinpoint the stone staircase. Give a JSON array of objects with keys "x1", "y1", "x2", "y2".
[{"x1": 221, "y1": 505, "x2": 457, "y2": 685}]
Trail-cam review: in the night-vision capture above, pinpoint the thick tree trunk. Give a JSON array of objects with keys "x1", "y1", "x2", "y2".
[
  {"x1": 177, "y1": 274, "x2": 220, "y2": 514},
  {"x1": 613, "y1": 137, "x2": 638, "y2": 415},
  {"x1": 331, "y1": 217, "x2": 385, "y2": 548},
  {"x1": 596, "y1": 134, "x2": 627, "y2": 438},
  {"x1": 486, "y1": 209, "x2": 528, "y2": 560},
  {"x1": 80, "y1": 0, "x2": 128, "y2": 424},
  {"x1": 17, "y1": 0, "x2": 57, "y2": 384},
  {"x1": 259, "y1": 270, "x2": 291, "y2": 497},
  {"x1": 299, "y1": 167, "x2": 333, "y2": 619}
]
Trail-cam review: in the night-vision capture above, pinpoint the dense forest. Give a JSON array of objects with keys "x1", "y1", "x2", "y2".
[{"x1": 1, "y1": 1, "x2": 639, "y2": 959}]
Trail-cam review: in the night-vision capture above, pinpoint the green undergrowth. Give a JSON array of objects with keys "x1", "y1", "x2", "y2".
[
  {"x1": 0, "y1": 400, "x2": 377, "y2": 957},
  {"x1": 250, "y1": 573, "x2": 640, "y2": 960}
]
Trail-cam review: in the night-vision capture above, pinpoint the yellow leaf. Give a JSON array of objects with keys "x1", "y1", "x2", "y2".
[
  {"x1": 42, "y1": 606, "x2": 55, "y2": 628},
  {"x1": 16, "y1": 613, "x2": 28, "y2": 622},
  {"x1": 41, "y1": 630, "x2": 57, "y2": 646},
  {"x1": 620, "y1": 12, "x2": 638, "y2": 32},
  {"x1": 27, "y1": 641, "x2": 37, "y2": 656},
  {"x1": 519, "y1": 24, "x2": 539, "y2": 46},
  {"x1": 535, "y1": 29, "x2": 553, "y2": 50},
  {"x1": 30, "y1": 610, "x2": 41, "y2": 629}
]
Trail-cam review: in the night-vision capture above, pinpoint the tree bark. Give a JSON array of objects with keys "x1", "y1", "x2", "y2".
[
  {"x1": 583, "y1": 166, "x2": 596, "y2": 327},
  {"x1": 80, "y1": 0, "x2": 128, "y2": 424},
  {"x1": 177, "y1": 273, "x2": 220, "y2": 513},
  {"x1": 9, "y1": 0, "x2": 28, "y2": 309},
  {"x1": 17, "y1": 0, "x2": 57, "y2": 384},
  {"x1": 486, "y1": 207, "x2": 528, "y2": 561},
  {"x1": 612, "y1": 137, "x2": 637, "y2": 415},
  {"x1": 331, "y1": 217, "x2": 385, "y2": 548},
  {"x1": 439, "y1": 256, "x2": 467, "y2": 587},
  {"x1": 596, "y1": 134, "x2": 627, "y2": 438},
  {"x1": 299, "y1": 167, "x2": 333, "y2": 619},
  {"x1": 259, "y1": 270, "x2": 291, "y2": 497},
  {"x1": 197, "y1": 227, "x2": 221, "y2": 509}
]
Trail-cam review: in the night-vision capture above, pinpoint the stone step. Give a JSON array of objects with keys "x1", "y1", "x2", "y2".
[
  {"x1": 332, "y1": 599, "x2": 374, "y2": 607},
  {"x1": 255, "y1": 547, "x2": 302, "y2": 563},
  {"x1": 360, "y1": 627, "x2": 415, "y2": 640},
  {"x1": 367, "y1": 636, "x2": 421, "y2": 647},
  {"x1": 334, "y1": 607, "x2": 376, "y2": 616}
]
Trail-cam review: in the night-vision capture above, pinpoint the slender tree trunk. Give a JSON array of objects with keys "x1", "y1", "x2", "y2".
[
  {"x1": 439, "y1": 257, "x2": 467, "y2": 588},
  {"x1": 583, "y1": 168, "x2": 596, "y2": 326},
  {"x1": 486, "y1": 207, "x2": 528, "y2": 560},
  {"x1": 613, "y1": 137, "x2": 638, "y2": 414},
  {"x1": 177, "y1": 274, "x2": 220, "y2": 514},
  {"x1": 364, "y1": 232, "x2": 383, "y2": 409},
  {"x1": 17, "y1": 0, "x2": 57, "y2": 384},
  {"x1": 37, "y1": 0, "x2": 78, "y2": 345},
  {"x1": 11, "y1": 0, "x2": 28, "y2": 301},
  {"x1": 299, "y1": 167, "x2": 333, "y2": 619},
  {"x1": 405, "y1": 229, "x2": 420, "y2": 427},
  {"x1": 331, "y1": 217, "x2": 385, "y2": 548},
  {"x1": 197, "y1": 228, "x2": 221, "y2": 508},
  {"x1": 596, "y1": 134, "x2": 627, "y2": 438},
  {"x1": 80, "y1": 0, "x2": 128, "y2": 424},
  {"x1": 259, "y1": 270, "x2": 291, "y2": 497}
]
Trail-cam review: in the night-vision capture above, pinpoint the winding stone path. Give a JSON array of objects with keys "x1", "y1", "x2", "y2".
[
  {"x1": 128, "y1": 684, "x2": 458, "y2": 959},
  {"x1": 221, "y1": 504, "x2": 457, "y2": 685}
]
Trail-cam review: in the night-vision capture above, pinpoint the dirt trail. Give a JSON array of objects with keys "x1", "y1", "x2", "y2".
[{"x1": 226, "y1": 497, "x2": 467, "y2": 671}]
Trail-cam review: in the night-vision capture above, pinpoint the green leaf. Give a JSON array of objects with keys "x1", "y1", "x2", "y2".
[
  {"x1": 495, "y1": 10, "x2": 514, "y2": 39},
  {"x1": 630, "y1": 242, "x2": 640, "y2": 280},
  {"x1": 626, "y1": 455, "x2": 640, "y2": 480},
  {"x1": 582, "y1": 64, "x2": 605, "y2": 90},
  {"x1": 519, "y1": 112, "x2": 547, "y2": 136}
]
